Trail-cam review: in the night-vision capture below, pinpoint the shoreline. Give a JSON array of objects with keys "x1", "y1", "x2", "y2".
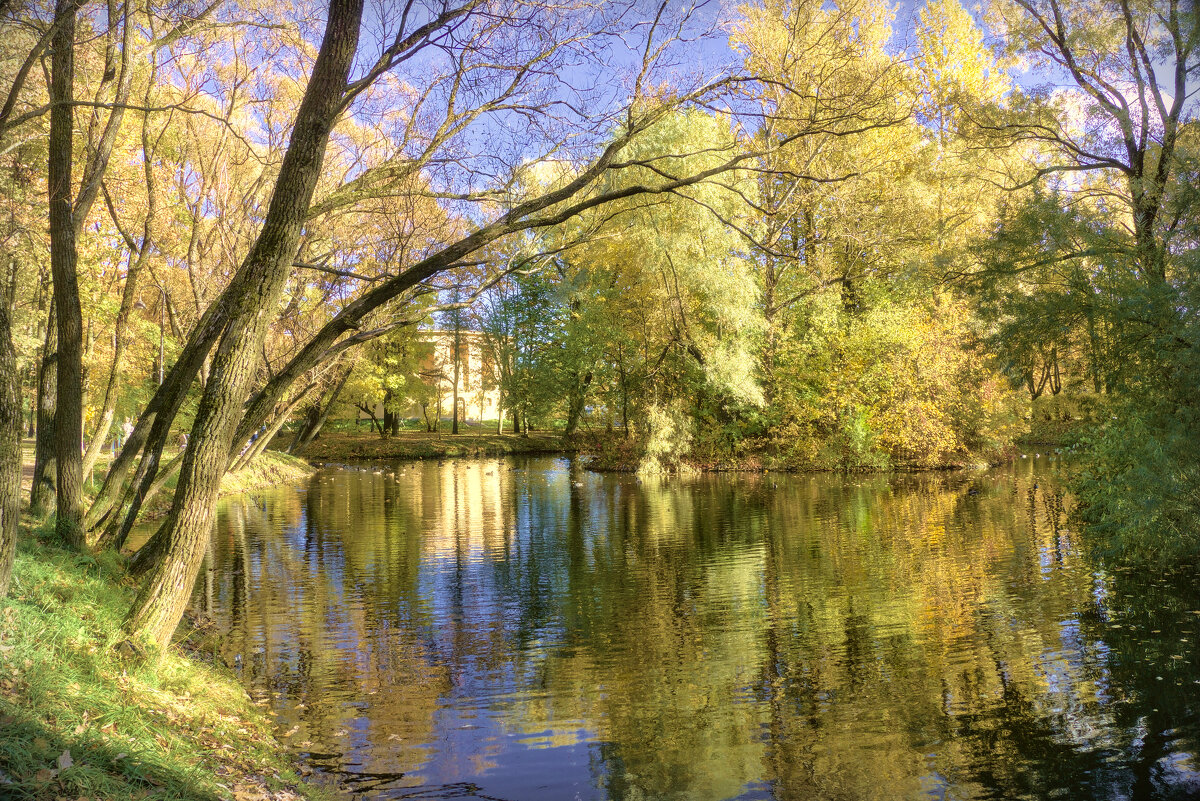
[
  {"x1": 0, "y1": 534, "x2": 323, "y2": 801},
  {"x1": 290, "y1": 430, "x2": 568, "y2": 463},
  {"x1": 1, "y1": 448, "x2": 325, "y2": 800}
]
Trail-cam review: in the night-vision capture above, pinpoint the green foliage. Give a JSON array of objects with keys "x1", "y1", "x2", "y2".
[
  {"x1": 1069, "y1": 269, "x2": 1200, "y2": 568},
  {"x1": 971, "y1": 124, "x2": 1200, "y2": 567},
  {"x1": 769, "y1": 284, "x2": 1024, "y2": 469},
  {"x1": 1075, "y1": 406, "x2": 1200, "y2": 568},
  {"x1": 479, "y1": 269, "x2": 566, "y2": 429},
  {"x1": 342, "y1": 326, "x2": 435, "y2": 436},
  {"x1": 637, "y1": 403, "x2": 698, "y2": 475}
]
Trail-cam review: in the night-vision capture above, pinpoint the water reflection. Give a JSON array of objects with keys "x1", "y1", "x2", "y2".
[{"x1": 193, "y1": 458, "x2": 1200, "y2": 800}]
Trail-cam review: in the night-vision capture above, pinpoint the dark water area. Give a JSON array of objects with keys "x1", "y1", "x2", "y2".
[{"x1": 189, "y1": 456, "x2": 1200, "y2": 800}]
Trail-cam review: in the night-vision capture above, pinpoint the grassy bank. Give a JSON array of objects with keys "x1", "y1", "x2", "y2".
[
  {"x1": 294, "y1": 430, "x2": 566, "y2": 462},
  {"x1": 2, "y1": 447, "x2": 322, "y2": 799},
  {"x1": 0, "y1": 533, "x2": 321, "y2": 800},
  {"x1": 132, "y1": 450, "x2": 316, "y2": 522},
  {"x1": 220, "y1": 451, "x2": 316, "y2": 496}
]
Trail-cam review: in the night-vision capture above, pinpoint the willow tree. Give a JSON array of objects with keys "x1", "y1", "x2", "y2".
[
  {"x1": 121, "y1": 0, "x2": 374, "y2": 647},
  {"x1": 985, "y1": 0, "x2": 1197, "y2": 285}
]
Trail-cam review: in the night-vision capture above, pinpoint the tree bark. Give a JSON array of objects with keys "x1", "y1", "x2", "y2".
[
  {"x1": 30, "y1": 305, "x2": 56, "y2": 515},
  {"x1": 123, "y1": 0, "x2": 364, "y2": 651},
  {"x1": 48, "y1": 0, "x2": 85, "y2": 547},
  {"x1": 564, "y1": 370, "x2": 592, "y2": 436},
  {"x1": 0, "y1": 262, "x2": 22, "y2": 598}
]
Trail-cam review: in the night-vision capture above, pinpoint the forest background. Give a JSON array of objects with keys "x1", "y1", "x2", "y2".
[{"x1": 0, "y1": 0, "x2": 1197, "y2": 652}]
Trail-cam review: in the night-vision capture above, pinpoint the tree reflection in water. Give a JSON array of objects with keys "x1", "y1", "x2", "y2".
[{"x1": 187, "y1": 457, "x2": 1200, "y2": 800}]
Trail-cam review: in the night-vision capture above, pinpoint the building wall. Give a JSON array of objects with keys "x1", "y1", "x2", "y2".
[{"x1": 359, "y1": 329, "x2": 500, "y2": 423}]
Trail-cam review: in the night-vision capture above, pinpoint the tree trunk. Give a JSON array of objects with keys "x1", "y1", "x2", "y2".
[
  {"x1": 81, "y1": 250, "x2": 143, "y2": 478},
  {"x1": 123, "y1": 0, "x2": 364, "y2": 651},
  {"x1": 30, "y1": 306, "x2": 56, "y2": 515},
  {"x1": 381, "y1": 394, "x2": 394, "y2": 439},
  {"x1": 564, "y1": 370, "x2": 592, "y2": 436},
  {"x1": 48, "y1": 0, "x2": 85, "y2": 547},
  {"x1": 358, "y1": 403, "x2": 384, "y2": 437},
  {"x1": 290, "y1": 368, "x2": 349, "y2": 453},
  {"x1": 451, "y1": 324, "x2": 460, "y2": 434},
  {"x1": 761, "y1": 252, "x2": 778, "y2": 408},
  {"x1": 0, "y1": 264, "x2": 22, "y2": 598},
  {"x1": 233, "y1": 384, "x2": 311, "y2": 472},
  {"x1": 85, "y1": 292, "x2": 230, "y2": 537}
]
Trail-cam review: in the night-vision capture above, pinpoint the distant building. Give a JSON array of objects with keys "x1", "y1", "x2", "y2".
[{"x1": 359, "y1": 329, "x2": 500, "y2": 424}]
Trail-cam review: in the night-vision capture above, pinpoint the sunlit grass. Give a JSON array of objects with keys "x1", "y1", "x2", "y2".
[{"x1": 0, "y1": 533, "x2": 322, "y2": 800}]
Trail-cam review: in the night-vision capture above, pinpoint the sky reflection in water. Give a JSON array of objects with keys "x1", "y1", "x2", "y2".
[{"x1": 191, "y1": 456, "x2": 1200, "y2": 800}]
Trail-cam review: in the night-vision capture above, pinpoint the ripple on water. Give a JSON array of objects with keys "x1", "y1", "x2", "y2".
[{"x1": 188, "y1": 457, "x2": 1200, "y2": 800}]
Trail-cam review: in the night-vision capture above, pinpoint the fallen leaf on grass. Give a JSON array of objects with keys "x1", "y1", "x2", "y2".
[{"x1": 57, "y1": 750, "x2": 73, "y2": 770}]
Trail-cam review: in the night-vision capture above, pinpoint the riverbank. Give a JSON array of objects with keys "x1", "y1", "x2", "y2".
[
  {"x1": 124, "y1": 449, "x2": 317, "y2": 522},
  {"x1": 0, "y1": 532, "x2": 322, "y2": 800},
  {"x1": 582, "y1": 432, "x2": 1000, "y2": 474},
  {"x1": 3, "y1": 445, "x2": 322, "y2": 799},
  {"x1": 294, "y1": 430, "x2": 567, "y2": 462},
  {"x1": 19, "y1": 440, "x2": 316, "y2": 513}
]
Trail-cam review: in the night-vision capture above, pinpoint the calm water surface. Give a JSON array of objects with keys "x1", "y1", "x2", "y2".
[{"x1": 191, "y1": 457, "x2": 1200, "y2": 800}]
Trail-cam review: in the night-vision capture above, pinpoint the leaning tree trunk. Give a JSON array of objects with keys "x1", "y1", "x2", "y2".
[
  {"x1": 48, "y1": 0, "x2": 85, "y2": 548},
  {"x1": 0, "y1": 266, "x2": 22, "y2": 598},
  {"x1": 123, "y1": 0, "x2": 363, "y2": 651},
  {"x1": 30, "y1": 305, "x2": 56, "y2": 515},
  {"x1": 231, "y1": 381, "x2": 314, "y2": 472},
  {"x1": 85, "y1": 292, "x2": 232, "y2": 538},
  {"x1": 290, "y1": 367, "x2": 349, "y2": 453}
]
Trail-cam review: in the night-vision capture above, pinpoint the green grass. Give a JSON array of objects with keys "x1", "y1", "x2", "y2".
[
  {"x1": 129, "y1": 450, "x2": 316, "y2": 522},
  {"x1": 0, "y1": 532, "x2": 322, "y2": 801}
]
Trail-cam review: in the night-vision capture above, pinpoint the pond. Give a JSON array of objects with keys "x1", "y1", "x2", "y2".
[{"x1": 191, "y1": 456, "x2": 1200, "y2": 800}]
